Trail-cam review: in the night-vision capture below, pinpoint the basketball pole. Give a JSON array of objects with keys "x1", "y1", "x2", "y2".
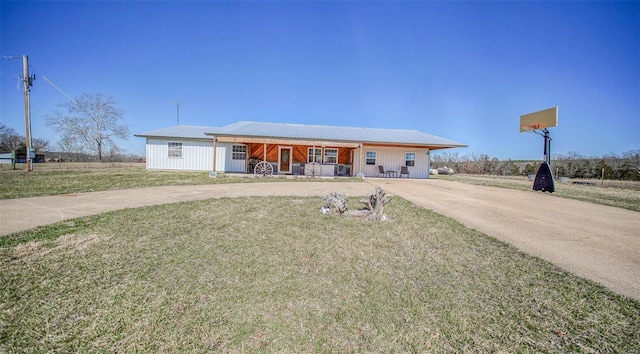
[
  {"x1": 542, "y1": 128, "x2": 551, "y2": 166},
  {"x1": 533, "y1": 128, "x2": 555, "y2": 193},
  {"x1": 520, "y1": 106, "x2": 557, "y2": 193}
]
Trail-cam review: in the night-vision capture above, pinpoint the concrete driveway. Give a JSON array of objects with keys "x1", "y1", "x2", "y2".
[{"x1": 1, "y1": 179, "x2": 638, "y2": 300}]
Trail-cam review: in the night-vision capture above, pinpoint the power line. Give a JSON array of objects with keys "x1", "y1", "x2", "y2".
[{"x1": 39, "y1": 74, "x2": 76, "y2": 102}]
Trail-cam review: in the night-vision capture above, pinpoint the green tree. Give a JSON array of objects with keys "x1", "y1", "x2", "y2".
[
  {"x1": 523, "y1": 163, "x2": 538, "y2": 176},
  {"x1": 575, "y1": 160, "x2": 595, "y2": 179},
  {"x1": 622, "y1": 149, "x2": 640, "y2": 180},
  {"x1": 554, "y1": 165, "x2": 567, "y2": 178},
  {"x1": 595, "y1": 159, "x2": 615, "y2": 179}
]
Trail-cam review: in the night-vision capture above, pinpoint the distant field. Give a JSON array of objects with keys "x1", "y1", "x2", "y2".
[{"x1": 438, "y1": 174, "x2": 640, "y2": 212}]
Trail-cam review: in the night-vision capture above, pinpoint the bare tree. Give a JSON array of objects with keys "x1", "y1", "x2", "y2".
[
  {"x1": 621, "y1": 149, "x2": 640, "y2": 180},
  {"x1": 0, "y1": 123, "x2": 23, "y2": 153},
  {"x1": 623, "y1": 149, "x2": 640, "y2": 168},
  {"x1": 45, "y1": 93, "x2": 130, "y2": 161},
  {"x1": 57, "y1": 133, "x2": 83, "y2": 161},
  {"x1": 30, "y1": 137, "x2": 50, "y2": 152},
  {"x1": 0, "y1": 123, "x2": 49, "y2": 153}
]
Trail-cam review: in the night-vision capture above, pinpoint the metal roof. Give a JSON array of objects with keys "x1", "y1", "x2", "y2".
[
  {"x1": 207, "y1": 121, "x2": 467, "y2": 148},
  {"x1": 135, "y1": 121, "x2": 467, "y2": 148},
  {"x1": 134, "y1": 125, "x2": 214, "y2": 140}
]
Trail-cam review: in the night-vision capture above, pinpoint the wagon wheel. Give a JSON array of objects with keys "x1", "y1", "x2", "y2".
[
  {"x1": 254, "y1": 161, "x2": 274, "y2": 178},
  {"x1": 305, "y1": 162, "x2": 322, "y2": 178}
]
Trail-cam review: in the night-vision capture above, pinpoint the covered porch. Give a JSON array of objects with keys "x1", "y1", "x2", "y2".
[{"x1": 213, "y1": 136, "x2": 357, "y2": 177}]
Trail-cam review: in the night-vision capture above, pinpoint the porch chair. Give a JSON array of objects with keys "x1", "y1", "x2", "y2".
[
  {"x1": 378, "y1": 165, "x2": 387, "y2": 177},
  {"x1": 400, "y1": 166, "x2": 409, "y2": 178}
]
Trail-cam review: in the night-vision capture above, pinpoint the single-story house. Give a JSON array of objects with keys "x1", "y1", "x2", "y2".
[{"x1": 135, "y1": 121, "x2": 466, "y2": 178}]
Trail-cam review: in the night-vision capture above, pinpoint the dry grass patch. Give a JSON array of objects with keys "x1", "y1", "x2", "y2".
[{"x1": 1, "y1": 197, "x2": 638, "y2": 352}]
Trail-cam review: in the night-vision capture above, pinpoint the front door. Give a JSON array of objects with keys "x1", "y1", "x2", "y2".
[{"x1": 279, "y1": 147, "x2": 291, "y2": 174}]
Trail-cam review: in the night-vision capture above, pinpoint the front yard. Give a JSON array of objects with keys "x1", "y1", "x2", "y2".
[{"x1": 2, "y1": 196, "x2": 638, "y2": 352}]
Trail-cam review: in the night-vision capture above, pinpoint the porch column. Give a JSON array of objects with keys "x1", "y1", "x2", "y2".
[
  {"x1": 263, "y1": 143, "x2": 267, "y2": 161},
  {"x1": 359, "y1": 143, "x2": 364, "y2": 176},
  {"x1": 212, "y1": 138, "x2": 217, "y2": 172},
  {"x1": 246, "y1": 144, "x2": 251, "y2": 173},
  {"x1": 426, "y1": 149, "x2": 430, "y2": 179}
]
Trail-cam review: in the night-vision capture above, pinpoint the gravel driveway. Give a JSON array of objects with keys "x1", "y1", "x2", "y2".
[{"x1": 376, "y1": 178, "x2": 640, "y2": 300}]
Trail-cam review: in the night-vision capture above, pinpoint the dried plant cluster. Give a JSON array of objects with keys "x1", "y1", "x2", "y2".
[
  {"x1": 322, "y1": 187, "x2": 391, "y2": 222},
  {"x1": 320, "y1": 191, "x2": 349, "y2": 214}
]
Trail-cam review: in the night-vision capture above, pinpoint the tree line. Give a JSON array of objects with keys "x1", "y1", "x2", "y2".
[
  {"x1": 432, "y1": 150, "x2": 640, "y2": 181},
  {"x1": 0, "y1": 123, "x2": 50, "y2": 155}
]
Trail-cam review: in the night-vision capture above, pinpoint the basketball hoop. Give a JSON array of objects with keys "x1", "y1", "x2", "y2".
[
  {"x1": 519, "y1": 107, "x2": 557, "y2": 132},
  {"x1": 520, "y1": 123, "x2": 540, "y2": 132},
  {"x1": 520, "y1": 107, "x2": 558, "y2": 193}
]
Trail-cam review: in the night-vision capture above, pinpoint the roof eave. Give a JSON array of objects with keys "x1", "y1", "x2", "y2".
[
  {"x1": 206, "y1": 132, "x2": 466, "y2": 149},
  {"x1": 361, "y1": 141, "x2": 467, "y2": 149},
  {"x1": 135, "y1": 133, "x2": 212, "y2": 140}
]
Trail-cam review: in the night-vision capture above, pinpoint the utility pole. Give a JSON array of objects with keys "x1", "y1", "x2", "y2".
[
  {"x1": 23, "y1": 55, "x2": 35, "y2": 171},
  {"x1": 168, "y1": 101, "x2": 186, "y2": 125}
]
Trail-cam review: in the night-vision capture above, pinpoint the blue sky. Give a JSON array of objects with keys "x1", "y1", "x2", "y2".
[{"x1": 1, "y1": 1, "x2": 638, "y2": 160}]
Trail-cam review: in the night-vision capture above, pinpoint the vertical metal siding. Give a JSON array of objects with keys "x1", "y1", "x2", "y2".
[
  {"x1": 145, "y1": 138, "x2": 213, "y2": 171},
  {"x1": 354, "y1": 146, "x2": 430, "y2": 178},
  {"x1": 215, "y1": 145, "x2": 225, "y2": 172},
  {"x1": 219, "y1": 142, "x2": 246, "y2": 172}
]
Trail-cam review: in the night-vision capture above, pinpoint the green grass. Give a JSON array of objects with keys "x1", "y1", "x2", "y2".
[
  {"x1": 2, "y1": 197, "x2": 638, "y2": 352},
  {"x1": 0, "y1": 166, "x2": 361, "y2": 199},
  {"x1": 439, "y1": 174, "x2": 640, "y2": 212}
]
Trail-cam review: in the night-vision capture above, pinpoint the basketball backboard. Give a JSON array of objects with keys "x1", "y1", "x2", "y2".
[{"x1": 520, "y1": 106, "x2": 558, "y2": 132}]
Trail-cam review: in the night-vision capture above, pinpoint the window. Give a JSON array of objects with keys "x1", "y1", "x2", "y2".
[
  {"x1": 308, "y1": 148, "x2": 322, "y2": 163},
  {"x1": 366, "y1": 151, "x2": 377, "y2": 165},
  {"x1": 405, "y1": 152, "x2": 416, "y2": 167},
  {"x1": 168, "y1": 142, "x2": 182, "y2": 158},
  {"x1": 324, "y1": 148, "x2": 338, "y2": 164},
  {"x1": 232, "y1": 145, "x2": 246, "y2": 160}
]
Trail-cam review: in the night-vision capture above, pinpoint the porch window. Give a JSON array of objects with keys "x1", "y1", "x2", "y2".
[
  {"x1": 324, "y1": 148, "x2": 338, "y2": 164},
  {"x1": 232, "y1": 145, "x2": 246, "y2": 160},
  {"x1": 308, "y1": 148, "x2": 322, "y2": 163},
  {"x1": 168, "y1": 142, "x2": 182, "y2": 158},
  {"x1": 405, "y1": 152, "x2": 416, "y2": 167},
  {"x1": 366, "y1": 151, "x2": 376, "y2": 165}
]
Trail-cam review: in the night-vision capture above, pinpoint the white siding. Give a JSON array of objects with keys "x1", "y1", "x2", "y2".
[
  {"x1": 353, "y1": 146, "x2": 431, "y2": 179},
  {"x1": 144, "y1": 137, "x2": 431, "y2": 177},
  {"x1": 145, "y1": 138, "x2": 213, "y2": 171},
  {"x1": 215, "y1": 144, "x2": 226, "y2": 172},
  {"x1": 217, "y1": 142, "x2": 246, "y2": 173}
]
